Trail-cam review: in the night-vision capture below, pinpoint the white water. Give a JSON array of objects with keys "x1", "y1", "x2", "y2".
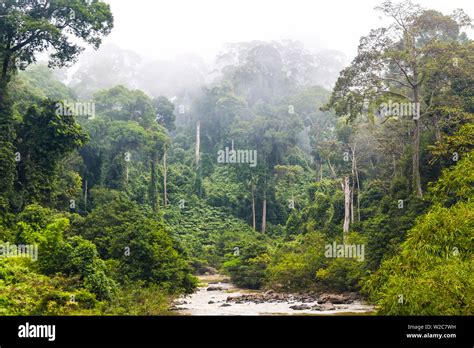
[{"x1": 174, "y1": 275, "x2": 375, "y2": 316}]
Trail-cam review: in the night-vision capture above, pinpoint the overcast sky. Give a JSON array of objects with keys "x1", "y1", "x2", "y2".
[{"x1": 97, "y1": 0, "x2": 474, "y2": 62}]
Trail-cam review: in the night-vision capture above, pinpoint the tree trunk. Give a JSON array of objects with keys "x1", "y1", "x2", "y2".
[
  {"x1": 343, "y1": 176, "x2": 351, "y2": 238},
  {"x1": 251, "y1": 188, "x2": 256, "y2": 231},
  {"x1": 355, "y1": 159, "x2": 361, "y2": 222},
  {"x1": 163, "y1": 150, "x2": 168, "y2": 207},
  {"x1": 150, "y1": 157, "x2": 158, "y2": 212},
  {"x1": 350, "y1": 186, "x2": 354, "y2": 224},
  {"x1": 413, "y1": 85, "x2": 423, "y2": 197},
  {"x1": 411, "y1": 49, "x2": 423, "y2": 198},
  {"x1": 412, "y1": 119, "x2": 422, "y2": 197},
  {"x1": 195, "y1": 120, "x2": 201, "y2": 167},
  {"x1": 350, "y1": 148, "x2": 355, "y2": 224},
  {"x1": 351, "y1": 144, "x2": 360, "y2": 222},
  {"x1": 261, "y1": 191, "x2": 267, "y2": 234}
]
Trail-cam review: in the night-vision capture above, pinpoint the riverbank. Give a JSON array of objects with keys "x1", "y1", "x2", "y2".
[{"x1": 172, "y1": 275, "x2": 375, "y2": 316}]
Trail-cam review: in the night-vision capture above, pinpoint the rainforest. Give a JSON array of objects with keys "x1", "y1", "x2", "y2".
[{"x1": 0, "y1": 0, "x2": 472, "y2": 317}]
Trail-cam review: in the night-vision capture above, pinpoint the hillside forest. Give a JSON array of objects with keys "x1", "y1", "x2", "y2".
[{"x1": 0, "y1": 0, "x2": 472, "y2": 315}]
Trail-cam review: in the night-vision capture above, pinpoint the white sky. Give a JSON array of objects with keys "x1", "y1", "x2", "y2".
[{"x1": 99, "y1": 0, "x2": 474, "y2": 62}]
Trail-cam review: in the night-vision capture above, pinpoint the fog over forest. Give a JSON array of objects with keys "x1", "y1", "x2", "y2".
[{"x1": 0, "y1": 0, "x2": 473, "y2": 327}]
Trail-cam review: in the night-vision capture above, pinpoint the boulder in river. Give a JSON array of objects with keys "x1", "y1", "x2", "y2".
[
  {"x1": 319, "y1": 293, "x2": 351, "y2": 304},
  {"x1": 207, "y1": 286, "x2": 224, "y2": 291},
  {"x1": 321, "y1": 302, "x2": 336, "y2": 310},
  {"x1": 289, "y1": 304, "x2": 311, "y2": 310}
]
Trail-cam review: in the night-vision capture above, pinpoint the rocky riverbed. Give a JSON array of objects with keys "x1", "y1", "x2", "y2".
[{"x1": 172, "y1": 275, "x2": 375, "y2": 316}]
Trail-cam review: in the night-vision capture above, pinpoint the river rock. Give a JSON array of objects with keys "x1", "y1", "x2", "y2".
[
  {"x1": 290, "y1": 304, "x2": 311, "y2": 310},
  {"x1": 319, "y1": 293, "x2": 350, "y2": 304},
  {"x1": 321, "y1": 302, "x2": 336, "y2": 310},
  {"x1": 207, "y1": 286, "x2": 224, "y2": 291},
  {"x1": 220, "y1": 303, "x2": 231, "y2": 307},
  {"x1": 208, "y1": 300, "x2": 215, "y2": 304}
]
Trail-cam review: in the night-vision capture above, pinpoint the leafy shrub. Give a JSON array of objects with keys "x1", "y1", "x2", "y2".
[
  {"x1": 74, "y1": 196, "x2": 197, "y2": 294},
  {"x1": 103, "y1": 282, "x2": 172, "y2": 315},
  {"x1": 364, "y1": 202, "x2": 473, "y2": 314},
  {"x1": 0, "y1": 258, "x2": 101, "y2": 315},
  {"x1": 222, "y1": 242, "x2": 270, "y2": 289},
  {"x1": 16, "y1": 210, "x2": 117, "y2": 300},
  {"x1": 363, "y1": 153, "x2": 473, "y2": 315},
  {"x1": 266, "y1": 232, "x2": 326, "y2": 291}
]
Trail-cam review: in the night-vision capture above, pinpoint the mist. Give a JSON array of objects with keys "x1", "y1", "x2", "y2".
[{"x1": 56, "y1": 0, "x2": 473, "y2": 100}]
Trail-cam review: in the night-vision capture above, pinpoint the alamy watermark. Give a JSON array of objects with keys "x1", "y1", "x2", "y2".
[
  {"x1": 55, "y1": 100, "x2": 95, "y2": 119},
  {"x1": 0, "y1": 242, "x2": 38, "y2": 261},
  {"x1": 325, "y1": 242, "x2": 365, "y2": 262},
  {"x1": 217, "y1": 147, "x2": 257, "y2": 167},
  {"x1": 380, "y1": 100, "x2": 420, "y2": 120}
]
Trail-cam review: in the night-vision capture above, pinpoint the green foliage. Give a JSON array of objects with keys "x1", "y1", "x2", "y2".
[
  {"x1": 202, "y1": 166, "x2": 247, "y2": 215},
  {"x1": 164, "y1": 197, "x2": 268, "y2": 272},
  {"x1": 19, "y1": 66, "x2": 76, "y2": 101},
  {"x1": 0, "y1": 258, "x2": 101, "y2": 315},
  {"x1": 429, "y1": 137, "x2": 474, "y2": 206},
  {"x1": 15, "y1": 100, "x2": 88, "y2": 206},
  {"x1": 154, "y1": 96, "x2": 176, "y2": 131},
  {"x1": 267, "y1": 231, "x2": 368, "y2": 292},
  {"x1": 16, "y1": 208, "x2": 117, "y2": 300},
  {"x1": 315, "y1": 233, "x2": 368, "y2": 292},
  {"x1": 0, "y1": 0, "x2": 472, "y2": 317},
  {"x1": 358, "y1": 191, "x2": 428, "y2": 270},
  {"x1": 284, "y1": 179, "x2": 342, "y2": 239},
  {"x1": 222, "y1": 242, "x2": 271, "y2": 289},
  {"x1": 0, "y1": 0, "x2": 113, "y2": 73},
  {"x1": 74, "y1": 194, "x2": 197, "y2": 294},
  {"x1": 364, "y1": 201, "x2": 473, "y2": 315},
  {"x1": 364, "y1": 152, "x2": 474, "y2": 315},
  {"x1": 93, "y1": 86, "x2": 156, "y2": 128},
  {"x1": 102, "y1": 282, "x2": 172, "y2": 315},
  {"x1": 266, "y1": 232, "x2": 326, "y2": 291}
]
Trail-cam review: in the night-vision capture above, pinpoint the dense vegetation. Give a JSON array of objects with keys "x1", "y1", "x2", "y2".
[{"x1": 0, "y1": 0, "x2": 472, "y2": 315}]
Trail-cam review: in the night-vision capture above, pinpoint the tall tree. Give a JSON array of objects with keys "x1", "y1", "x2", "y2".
[
  {"x1": 325, "y1": 0, "x2": 471, "y2": 197},
  {"x1": 0, "y1": 0, "x2": 113, "y2": 206},
  {"x1": 15, "y1": 100, "x2": 88, "y2": 207},
  {"x1": 0, "y1": 0, "x2": 113, "y2": 102}
]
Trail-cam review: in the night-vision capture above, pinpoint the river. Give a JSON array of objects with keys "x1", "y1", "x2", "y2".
[{"x1": 173, "y1": 275, "x2": 375, "y2": 316}]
